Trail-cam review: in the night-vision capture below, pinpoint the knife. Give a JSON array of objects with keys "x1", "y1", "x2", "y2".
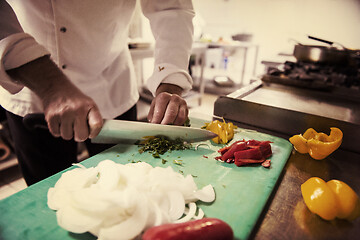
[
  {"x1": 92, "y1": 119, "x2": 218, "y2": 144},
  {"x1": 23, "y1": 114, "x2": 217, "y2": 143}
]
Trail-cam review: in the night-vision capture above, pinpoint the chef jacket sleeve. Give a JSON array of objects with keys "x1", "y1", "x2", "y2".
[
  {"x1": 0, "y1": 1, "x2": 50, "y2": 94},
  {"x1": 140, "y1": 0, "x2": 195, "y2": 96}
]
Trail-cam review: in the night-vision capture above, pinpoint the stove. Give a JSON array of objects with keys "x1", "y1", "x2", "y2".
[{"x1": 261, "y1": 52, "x2": 360, "y2": 101}]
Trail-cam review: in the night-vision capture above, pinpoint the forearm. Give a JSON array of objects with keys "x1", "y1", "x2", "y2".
[{"x1": 6, "y1": 55, "x2": 81, "y2": 100}]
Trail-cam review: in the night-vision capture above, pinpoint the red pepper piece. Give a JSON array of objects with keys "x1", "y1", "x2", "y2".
[
  {"x1": 258, "y1": 142, "x2": 272, "y2": 158},
  {"x1": 235, "y1": 158, "x2": 265, "y2": 167},
  {"x1": 246, "y1": 139, "x2": 262, "y2": 146},
  {"x1": 234, "y1": 147, "x2": 263, "y2": 160},
  {"x1": 261, "y1": 159, "x2": 271, "y2": 168},
  {"x1": 218, "y1": 145, "x2": 230, "y2": 155},
  {"x1": 142, "y1": 218, "x2": 234, "y2": 240},
  {"x1": 221, "y1": 141, "x2": 247, "y2": 161}
]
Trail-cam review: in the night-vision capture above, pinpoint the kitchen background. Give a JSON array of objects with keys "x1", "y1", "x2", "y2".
[
  {"x1": 1, "y1": 0, "x2": 360, "y2": 199},
  {"x1": 193, "y1": 0, "x2": 360, "y2": 60},
  {"x1": 140, "y1": 0, "x2": 360, "y2": 86}
]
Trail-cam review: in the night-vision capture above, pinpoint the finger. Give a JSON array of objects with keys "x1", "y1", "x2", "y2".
[
  {"x1": 161, "y1": 97, "x2": 181, "y2": 125},
  {"x1": 173, "y1": 104, "x2": 188, "y2": 126},
  {"x1": 150, "y1": 94, "x2": 170, "y2": 124},
  {"x1": 59, "y1": 117, "x2": 74, "y2": 140},
  {"x1": 47, "y1": 115, "x2": 61, "y2": 137},
  {"x1": 88, "y1": 106, "x2": 103, "y2": 139},
  {"x1": 147, "y1": 99, "x2": 156, "y2": 122},
  {"x1": 74, "y1": 112, "x2": 89, "y2": 142}
]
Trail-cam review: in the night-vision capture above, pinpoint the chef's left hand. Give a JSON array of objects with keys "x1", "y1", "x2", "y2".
[{"x1": 147, "y1": 83, "x2": 188, "y2": 125}]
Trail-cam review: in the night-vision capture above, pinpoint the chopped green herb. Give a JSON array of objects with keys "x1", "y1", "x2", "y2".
[
  {"x1": 183, "y1": 118, "x2": 191, "y2": 127},
  {"x1": 131, "y1": 160, "x2": 142, "y2": 163},
  {"x1": 162, "y1": 159, "x2": 168, "y2": 164},
  {"x1": 179, "y1": 170, "x2": 184, "y2": 174},
  {"x1": 137, "y1": 136, "x2": 191, "y2": 158}
]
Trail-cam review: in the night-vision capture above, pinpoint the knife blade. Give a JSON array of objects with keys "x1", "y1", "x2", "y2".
[
  {"x1": 91, "y1": 119, "x2": 218, "y2": 144},
  {"x1": 22, "y1": 114, "x2": 217, "y2": 144}
]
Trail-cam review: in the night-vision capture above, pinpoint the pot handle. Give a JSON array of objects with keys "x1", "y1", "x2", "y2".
[{"x1": 308, "y1": 35, "x2": 333, "y2": 46}]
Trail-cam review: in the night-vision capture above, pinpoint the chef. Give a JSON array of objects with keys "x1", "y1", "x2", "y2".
[{"x1": 0, "y1": 0, "x2": 194, "y2": 185}]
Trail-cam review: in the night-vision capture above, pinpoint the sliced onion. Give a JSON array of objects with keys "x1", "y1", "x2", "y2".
[
  {"x1": 47, "y1": 187, "x2": 71, "y2": 210},
  {"x1": 97, "y1": 194, "x2": 149, "y2": 240},
  {"x1": 167, "y1": 191, "x2": 185, "y2": 221},
  {"x1": 193, "y1": 208, "x2": 205, "y2": 220},
  {"x1": 192, "y1": 184, "x2": 216, "y2": 203},
  {"x1": 47, "y1": 160, "x2": 216, "y2": 239},
  {"x1": 57, "y1": 205, "x2": 103, "y2": 234},
  {"x1": 54, "y1": 167, "x2": 98, "y2": 190},
  {"x1": 96, "y1": 160, "x2": 121, "y2": 191},
  {"x1": 174, "y1": 202, "x2": 197, "y2": 223}
]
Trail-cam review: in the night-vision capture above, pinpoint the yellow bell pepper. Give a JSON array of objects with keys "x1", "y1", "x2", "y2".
[
  {"x1": 202, "y1": 119, "x2": 237, "y2": 144},
  {"x1": 289, "y1": 127, "x2": 343, "y2": 160},
  {"x1": 301, "y1": 177, "x2": 360, "y2": 221}
]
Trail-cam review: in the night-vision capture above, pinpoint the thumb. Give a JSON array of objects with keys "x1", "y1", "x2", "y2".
[{"x1": 88, "y1": 106, "x2": 103, "y2": 139}]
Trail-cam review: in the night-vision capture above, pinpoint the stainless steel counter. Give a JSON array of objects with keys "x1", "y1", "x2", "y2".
[
  {"x1": 218, "y1": 80, "x2": 360, "y2": 153},
  {"x1": 213, "y1": 81, "x2": 360, "y2": 239}
]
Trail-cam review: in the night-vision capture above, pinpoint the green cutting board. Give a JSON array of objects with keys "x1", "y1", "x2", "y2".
[{"x1": 0, "y1": 118, "x2": 292, "y2": 240}]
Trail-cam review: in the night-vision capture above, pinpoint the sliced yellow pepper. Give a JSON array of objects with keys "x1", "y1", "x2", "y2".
[
  {"x1": 289, "y1": 127, "x2": 343, "y2": 160},
  {"x1": 202, "y1": 119, "x2": 237, "y2": 144},
  {"x1": 301, "y1": 177, "x2": 360, "y2": 221},
  {"x1": 327, "y1": 180, "x2": 360, "y2": 221}
]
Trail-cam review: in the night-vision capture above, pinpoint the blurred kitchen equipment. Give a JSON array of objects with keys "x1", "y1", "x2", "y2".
[
  {"x1": 293, "y1": 36, "x2": 351, "y2": 65},
  {"x1": 232, "y1": 33, "x2": 253, "y2": 42},
  {"x1": 214, "y1": 76, "x2": 235, "y2": 87},
  {"x1": 261, "y1": 35, "x2": 359, "y2": 100}
]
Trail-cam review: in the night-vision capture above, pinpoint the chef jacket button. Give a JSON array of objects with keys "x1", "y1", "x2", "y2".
[
  {"x1": 62, "y1": 64, "x2": 67, "y2": 69},
  {"x1": 60, "y1": 27, "x2": 67, "y2": 33}
]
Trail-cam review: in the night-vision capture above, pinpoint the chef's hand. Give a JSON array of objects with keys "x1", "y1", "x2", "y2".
[
  {"x1": 6, "y1": 55, "x2": 103, "y2": 142},
  {"x1": 42, "y1": 87, "x2": 103, "y2": 142},
  {"x1": 148, "y1": 83, "x2": 188, "y2": 125}
]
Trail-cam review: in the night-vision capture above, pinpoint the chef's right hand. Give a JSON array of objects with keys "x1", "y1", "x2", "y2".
[
  {"x1": 42, "y1": 86, "x2": 103, "y2": 142},
  {"x1": 6, "y1": 55, "x2": 103, "y2": 142}
]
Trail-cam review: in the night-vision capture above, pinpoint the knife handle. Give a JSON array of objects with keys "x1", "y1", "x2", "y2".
[{"x1": 23, "y1": 113, "x2": 48, "y2": 130}]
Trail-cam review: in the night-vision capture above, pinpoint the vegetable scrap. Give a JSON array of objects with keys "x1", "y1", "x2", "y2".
[
  {"x1": 301, "y1": 177, "x2": 360, "y2": 221},
  {"x1": 47, "y1": 160, "x2": 215, "y2": 240},
  {"x1": 173, "y1": 159, "x2": 183, "y2": 166},
  {"x1": 289, "y1": 127, "x2": 343, "y2": 160},
  {"x1": 215, "y1": 139, "x2": 273, "y2": 168},
  {"x1": 137, "y1": 136, "x2": 191, "y2": 158},
  {"x1": 202, "y1": 119, "x2": 237, "y2": 144}
]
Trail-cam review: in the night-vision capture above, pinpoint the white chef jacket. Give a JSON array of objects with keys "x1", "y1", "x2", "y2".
[{"x1": 0, "y1": 0, "x2": 194, "y2": 119}]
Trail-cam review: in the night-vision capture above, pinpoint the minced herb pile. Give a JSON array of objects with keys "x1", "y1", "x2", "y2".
[{"x1": 137, "y1": 136, "x2": 191, "y2": 158}]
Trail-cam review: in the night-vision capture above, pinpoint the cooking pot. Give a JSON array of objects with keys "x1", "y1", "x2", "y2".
[{"x1": 293, "y1": 36, "x2": 351, "y2": 65}]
